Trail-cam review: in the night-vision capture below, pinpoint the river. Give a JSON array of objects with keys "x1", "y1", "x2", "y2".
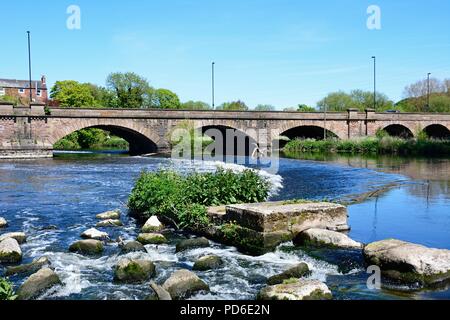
[{"x1": 0, "y1": 152, "x2": 449, "y2": 300}]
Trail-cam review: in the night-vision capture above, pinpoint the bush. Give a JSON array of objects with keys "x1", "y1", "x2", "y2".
[
  {"x1": 128, "y1": 168, "x2": 271, "y2": 230},
  {"x1": 0, "y1": 277, "x2": 16, "y2": 300}
]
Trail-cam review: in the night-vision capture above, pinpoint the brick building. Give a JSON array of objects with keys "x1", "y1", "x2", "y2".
[{"x1": 0, "y1": 75, "x2": 48, "y2": 105}]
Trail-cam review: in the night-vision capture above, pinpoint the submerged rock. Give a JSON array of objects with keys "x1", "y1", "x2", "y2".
[
  {"x1": 114, "y1": 258, "x2": 155, "y2": 283},
  {"x1": 6, "y1": 256, "x2": 50, "y2": 276},
  {"x1": 96, "y1": 210, "x2": 121, "y2": 220},
  {"x1": 142, "y1": 216, "x2": 164, "y2": 233},
  {"x1": 364, "y1": 239, "x2": 450, "y2": 286},
  {"x1": 258, "y1": 279, "x2": 332, "y2": 300},
  {"x1": 17, "y1": 268, "x2": 61, "y2": 300},
  {"x1": 193, "y1": 255, "x2": 223, "y2": 271},
  {"x1": 69, "y1": 239, "x2": 104, "y2": 255},
  {"x1": 96, "y1": 219, "x2": 123, "y2": 228},
  {"x1": 150, "y1": 280, "x2": 172, "y2": 300},
  {"x1": 267, "y1": 263, "x2": 310, "y2": 285},
  {"x1": 176, "y1": 237, "x2": 210, "y2": 253},
  {"x1": 0, "y1": 217, "x2": 7, "y2": 228},
  {"x1": 137, "y1": 233, "x2": 167, "y2": 245},
  {"x1": 294, "y1": 228, "x2": 363, "y2": 249},
  {"x1": 120, "y1": 240, "x2": 146, "y2": 253},
  {"x1": 0, "y1": 238, "x2": 22, "y2": 263},
  {"x1": 162, "y1": 269, "x2": 209, "y2": 299},
  {"x1": 0, "y1": 232, "x2": 27, "y2": 244},
  {"x1": 81, "y1": 228, "x2": 109, "y2": 240}
]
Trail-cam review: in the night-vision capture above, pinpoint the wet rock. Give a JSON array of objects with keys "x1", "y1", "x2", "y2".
[
  {"x1": 17, "y1": 268, "x2": 61, "y2": 300},
  {"x1": 193, "y1": 255, "x2": 223, "y2": 271},
  {"x1": 0, "y1": 238, "x2": 22, "y2": 263},
  {"x1": 69, "y1": 239, "x2": 104, "y2": 255},
  {"x1": 258, "y1": 279, "x2": 332, "y2": 300},
  {"x1": 137, "y1": 233, "x2": 167, "y2": 245},
  {"x1": 176, "y1": 237, "x2": 210, "y2": 253},
  {"x1": 96, "y1": 210, "x2": 121, "y2": 220},
  {"x1": 0, "y1": 217, "x2": 7, "y2": 228},
  {"x1": 142, "y1": 216, "x2": 164, "y2": 233},
  {"x1": 81, "y1": 228, "x2": 109, "y2": 240},
  {"x1": 150, "y1": 280, "x2": 172, "y2": 300},
  {"x1": 267, "y1": 263, "x2": 310, "y2": 285},
  {"x1": 96, "y1": 219, "x2": 123, "y2": 228},
  {"x1": 114, "y1": 258, "x2": 155, "y2": 283},
  {"x1": 0, "y1": 232, "x2": 27, "y2": 244},
  {"x1": 162, "y1": 269, "x2": 209, "y2": 299},
  {"x1": 364, "y1": 239, "x2": 450, "y2": 285},
  {"x1": 294, "y1": 228, "x2": 363, "y2": 249},
  {"x1": 35, "y1": 225, "x2": 58, "y2": 231},
  {"x1": 120, "y1": 240, "x2": 145, "y2": 253},
  {"x1": 6, "y1": 256, "x2": 50, "y2": 276}
]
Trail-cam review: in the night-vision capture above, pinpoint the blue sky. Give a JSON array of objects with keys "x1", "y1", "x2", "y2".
[{"x1": 1, "y1": 0, "x2": 450, "y2": 109}]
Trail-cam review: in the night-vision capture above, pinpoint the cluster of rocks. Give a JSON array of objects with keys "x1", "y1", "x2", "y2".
[{"x1": 0, "y1": 218, "x2": 26, "y2": 264}]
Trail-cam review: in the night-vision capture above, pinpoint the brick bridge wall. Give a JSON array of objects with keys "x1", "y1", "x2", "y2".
[{"x1": 1, "y1": 103, "x2": 450, "y2": 158}]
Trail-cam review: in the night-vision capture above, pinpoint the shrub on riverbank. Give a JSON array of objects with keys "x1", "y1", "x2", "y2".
[
  {"x1": 128, "y1": 169, "x2": 271, "y2": 230},
  {"x1": 0, "y1": 277, "x2": 16, "y2": 300},
  {"x1": 283, "y1": 136, "x2": 450, "y2": 156},
  {"x1": 54, "y1": 128, "x2": 129, "y2": 151}
]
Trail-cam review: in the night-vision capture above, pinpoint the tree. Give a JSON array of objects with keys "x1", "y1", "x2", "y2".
[
  {"x1": 317, "y1": 90, "x2": 393, "y2": 112},
  {"x1": 149, "y1": 88, "x2": 181, "y2": 109},
  {"x1": 50, "y1": 80, "x2": 96, "y2": 108},
  {"x1": 297, "y1": 104, "x2": 316, "y2": 112},
  {"x1": 317, "y1": 91, "x2": 354, "y2": 112},
  {"x1": 181, "y1": 100, "x2": 211, "y2": 110},
  {"x1": 87, "y1": 83, "x2": 118, "y2": 108},
  {"x1": 106, "y1": 72, "x2": 150, "y2": 108},
  {"x1": 254, "y1": 104, "x2": 276, "y2": 111},
  {"x1": 216, "y1": 100, "x2": 248, "y2": 111},
  {"x1": 402, "y1": 78, "x2": 450, "y2": 112}
]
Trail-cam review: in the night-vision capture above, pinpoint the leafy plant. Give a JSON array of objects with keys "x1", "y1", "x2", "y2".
[{"x1": 0, "y1": 277, "x2": 16, "y2": 300}]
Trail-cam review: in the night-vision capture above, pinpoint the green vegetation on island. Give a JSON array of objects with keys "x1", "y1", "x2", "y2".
[{"x1": 53, "y1": 128, "x2": 129, "y2": 151}]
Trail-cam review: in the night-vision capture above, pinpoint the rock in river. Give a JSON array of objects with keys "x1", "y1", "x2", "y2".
[
  {"x1": 193, "y1": 255, "x2": 223, "y2": 271},
  {"x1": 141, "y1": 216, "x2": 164, "y2": 233},
  {"x1": 114, "y1": 258, "x2": 155, "y2": 283},
  {"x1": 6, "y1": 256, "x2": 50, "y2": 276},
  {"x1": 294, "y1": 228, "x2": 363, "y2": 249},
  {"x1": 176, "y1": 237, "x2": 210, "y2": 253},
  {"x1": 258, "y1": 279, "x2": 332, "y2": 300},
  {"x1": 96, "y1": 219, "x2": 123, "y2": 228},
  {"x1": 162, "y1": 269, "x2": 209, "y2": 299},
  {"x1": 267, "y1": 263, "x2": 310, "y2": 285},
  {"x1": 150, "y1": 280, "x2": 172, "y2": 300},
  {"x1": 137, "y1": 233, "x2": 167, "y2": 245},
  {"x1": 69, "y1": 239, "x2": 104, "y2": 255},
  {"x1": 0, "y1": 217, "x2": 7, "y2": 228},
  {"x1": 81, "y1": 228, "x2": 109, "y2": 240},
  {"x1": 96, "y1": 210, "x2": 121, "y2": 220},
  {"x1": 364, "y1": 239, "x2": 450, "y2": 285},
  {"x1": 120, "y1": 240, "x2": 146, "y2": 253},
  {"x1": 0, "y1": 232, "x2": 27, "y2": 244},
  {"x1": 17, "y1": 268, "x2": 61, "y2": 300},
  {"x1": 0, "y1": 238, "x2": 22, "y2": 264}
]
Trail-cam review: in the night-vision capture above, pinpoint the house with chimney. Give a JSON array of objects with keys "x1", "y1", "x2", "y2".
[{"x1": 0, "y1": 75, "x2": 48, "y2": 105}]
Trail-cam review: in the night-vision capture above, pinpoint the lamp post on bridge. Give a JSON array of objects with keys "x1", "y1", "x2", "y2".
[
  {"x1": 372, "y1": 56, "x2": 376, "y2": 111},
  {"x1": 27, "y1": 31, "x2": 33, "y2": 107},
  {"x1": 427, "y1": 72, "x2": 431, "y2": 111},
  {"x1": 212, "y1": 62, "x2": 215, "y2": 109}
]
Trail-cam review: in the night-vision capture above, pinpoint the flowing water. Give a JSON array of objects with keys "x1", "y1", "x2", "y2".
[{"x1": 0, "y1": 152, "x2": 449, "y2": 300}]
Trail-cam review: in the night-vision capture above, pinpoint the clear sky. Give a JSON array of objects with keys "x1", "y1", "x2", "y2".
[{"x1": 1, "y1": 0, "x2": 450, "y2": 109}]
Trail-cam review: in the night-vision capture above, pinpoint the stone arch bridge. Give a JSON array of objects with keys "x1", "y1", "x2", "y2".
[{"x1": 1, "y1": 104, "x2": 450, "y2": 158}]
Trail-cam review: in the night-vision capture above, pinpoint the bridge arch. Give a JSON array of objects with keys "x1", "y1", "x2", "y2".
[
  {"x1": 48, "y1": 119, "x2": 160, "y2": 155},
  {"x1": 423, "y1": 124, "x2": 450, "y2": 140},
  {"x1": 274, "y1": 125, "x2": 340, "y2": 148},
  {"x1": 381, "y1": 124, "x2": 414, "y2": 139}
]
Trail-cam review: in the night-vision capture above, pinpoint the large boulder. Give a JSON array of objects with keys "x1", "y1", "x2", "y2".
[
  {"x1": 114, "y1": 258, "x2": 155, "y2": 283},
  {"x1": 17, "y1": 268, "x2": 61, "y2": 300},
  {"x1": 176, "y1": 237, "x2": 210, "y2": 253},
  {"x1": 137, "y1": 233, "x2": 167, "y2": 245},
  {"x1": 364, "y1": 239, "x2": 450, "y2": 285},
  {"x1": 258, "y1": 279, "x2": 332, "y2": 300},
  {"x1": 81, "y1": 228, "x2": 109, "y2": 240},
  {"x1": 96, "y1": 219, "x2": 123, "y2": 228},
  {"x1": 0, "y1": 232, "x2": 27, "y2": 244},
  {"x1": 142, "y1": 216, "x2": 164, "y2": 233},
  {"x1": 267, "y1": 263, "x2": 310, "y2": 285},
  {"x1": 150, "y1": 281, "x2": 172, "y2": 300},
  {"x1": 0, "y1": 217, "x2": 7, "y2": 228},
  {"x1": 0, "y1": 238, "x2": 22, "y2": 263},
  {"x1": 294, "y1": 228, "x2": 363, "y2": 249},
  {"x1": 120, "y1": 240, "x2": 145, "y2": 253},
  {"x1": 96, "y1": 210, "x2": 121, "y2": 220},
  {"x1": 6, "y1": 256, "x2": 50, "y2": 276},
  {"x1": 69, "y1": 239, "x2": 104, "y2": 255},
  {"x1": 193, "y1": 255, "x2": 223, "y2": 271},
  {"x1": 162, "y1": 269, "x2": 209, "y2": 299}
]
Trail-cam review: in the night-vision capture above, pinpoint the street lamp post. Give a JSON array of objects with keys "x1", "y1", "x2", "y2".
[
  {"x1": 212, "y1": 62, "x2": 215, "y2": 109},
  {"x1": 27, "y1": 31, "x2": 33, "y2": 106},
  {"x1": 427, "y1": 72, "x2": 431, "y2": 111},
  {"x1": 372, "y1": 56, "x2": 376, "y2": 110}
]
